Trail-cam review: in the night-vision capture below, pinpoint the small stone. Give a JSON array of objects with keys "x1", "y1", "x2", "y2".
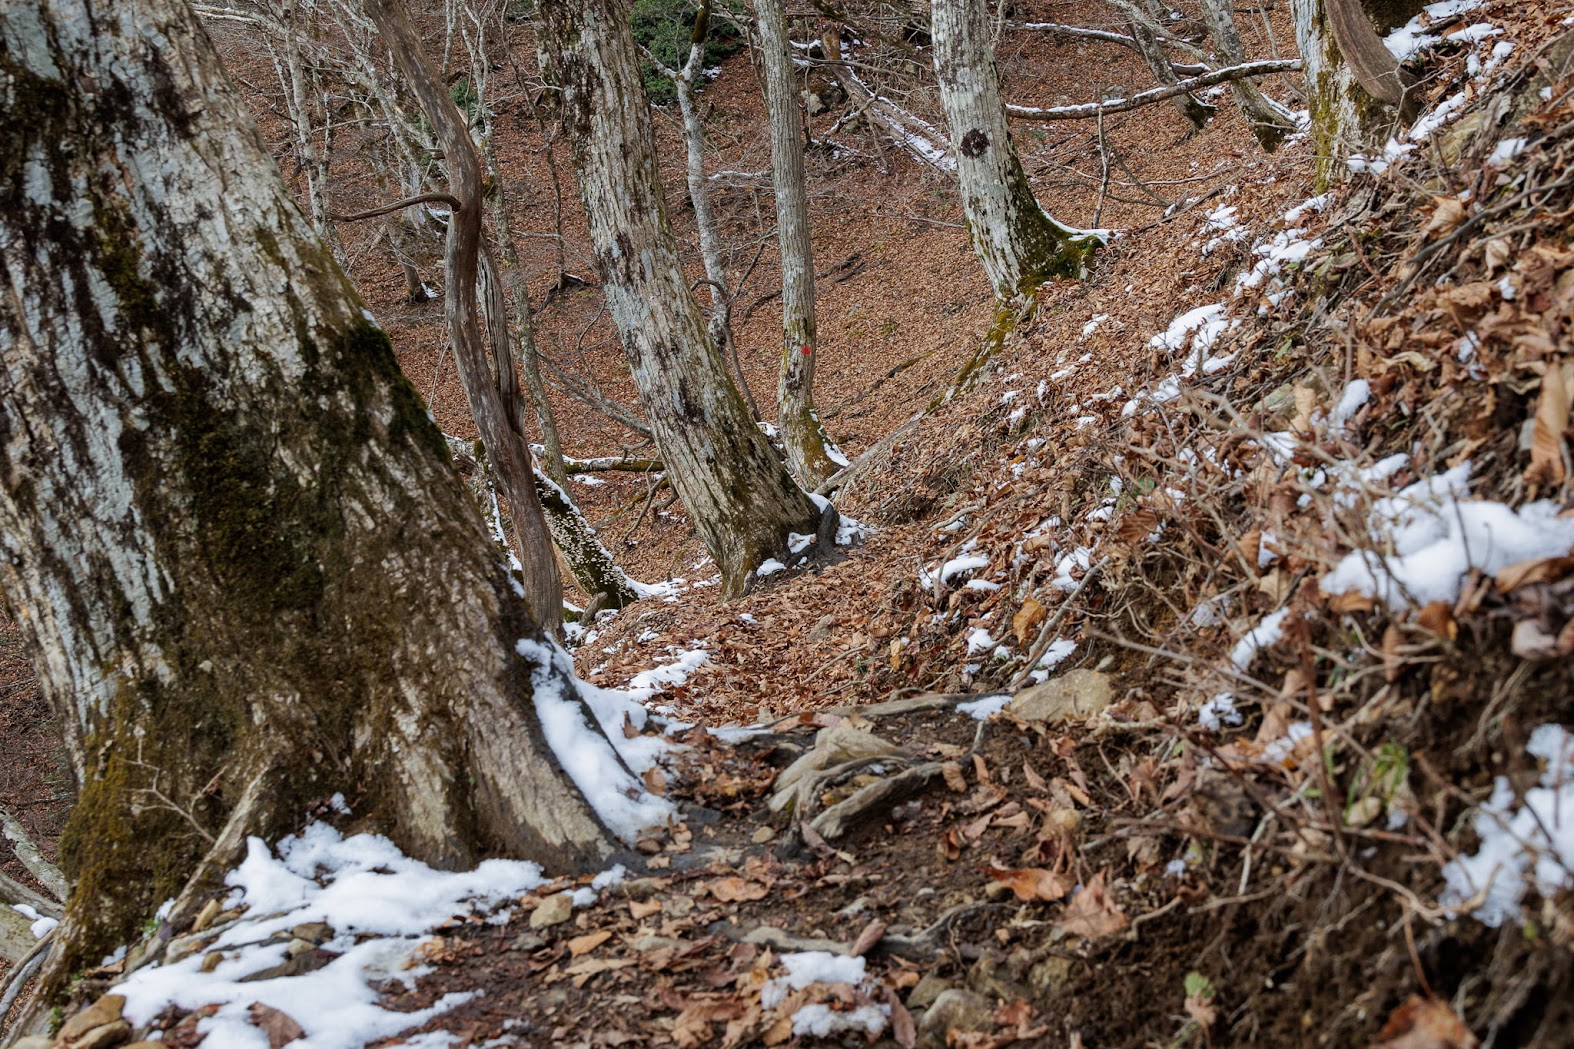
[
  {"x1": 627, "y1": 934, "x2": 685, "y2": 953},
  {"x1": 511, "y1": 932, "x2": 545, "y2": 951},
  {"x1": 808, "y1": 614, "x2": 839, "y2": 640},
  {"x1": 1029, "y1": 956, "x2": 1073, "y2": 993},
  {"x1": 58, "y1": 995, "x2": 126, "y2": 1043},
  {"x1": 200, "y1": 951, "x2": 224, "y2": 973},
  {"x1": 965, "y1": 951, "x2": 1033, "y2": 1002},
  {"x1": 289, "y1": 921, "x2": 333, "y2": 945},
  {"x1": 1007, "y1": 669, "x2": 1113, "y2": 723},
  {"x1": 529, "y1": 892, "x2": 574, "y2": 929},
  {"x1": 751, "y1": 826, "x2": 776, "y2": 844},
  {"x1": 191, "y1": 897, "x2": 223, "y2": 933},
  {"x1": 665, "y1": 894, "x2": 695, "y2": 917},
  {"x1": 905, "y1": 974, "x2": 954, "y2": 1011},
  {"x1": 917, "y1": 989, "x2": 994, "y2": 1049},
  {"x1": 66, "y1": 1021, "x2": 132, "y2": 1049},
  {"x1": 284, "y1": 937, "x2": 316, "y2": 958}
]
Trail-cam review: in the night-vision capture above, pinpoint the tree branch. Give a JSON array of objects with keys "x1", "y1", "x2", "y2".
[
  {"x1": 331, "y1": 192, "x2": 464, "y2": 223},
  {"x1": 1006, "y1": 59, "x2": 1301, "y2": 122},
  {"x1": 0, "y1": 807, "x2": 65, "y2": 904}
]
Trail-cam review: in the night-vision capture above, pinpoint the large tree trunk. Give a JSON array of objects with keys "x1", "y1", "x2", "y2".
[
  {"x1": 930, "y1": 0, "x2": 1101, "y2": 302},
  {"x1": 537, "y1": 0, "x2": 823, "y2": 597},
  {"x1": 1113, "y1": 0, "x2": 1214, "y2": 131},
  {"x1": 365, "y1": 0, "x2": 566, "y2": 633},
  {"x1": 1292, "y1": 0, "x2": 1421, "y2": 184},
  {"x1": 757, "y1": 0, "x2": 843, "y2": 491},
  {"x1": 0, "y1": 0, "x2": 627, "y2": 993}
]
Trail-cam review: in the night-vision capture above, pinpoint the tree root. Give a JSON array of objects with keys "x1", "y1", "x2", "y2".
[{"x1": 810, "y1": 762, "x2": 946, "y2": 840}]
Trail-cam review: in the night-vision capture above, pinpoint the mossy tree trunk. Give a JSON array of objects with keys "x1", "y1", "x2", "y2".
[
  {"x1": 930, "y1": 0, "x2": 1101, "y2": 302},
  {"x1": 1293, "y1": 0, "x2": 1422, "y2": 185},
  {"x1": 537, "y1": 0, "x2": 822, "y2": 596},
  {"x1": 757, "y1": 0, "x2": 843, "y2": 490},
  {"x1": 0, "y1": 0, "x2": 625, "y2": 995}
]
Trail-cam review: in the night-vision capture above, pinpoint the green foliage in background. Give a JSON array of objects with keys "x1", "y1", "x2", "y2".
[{"x1": 630, "y1": 0, "x2": 744, "y2": 104}]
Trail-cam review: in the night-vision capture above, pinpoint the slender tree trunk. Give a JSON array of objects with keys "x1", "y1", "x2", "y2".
[
  {"x1": 930, "y1": 0, "x2": 1102, "y2": 302},
  {"x1": 0, "y1": 0, "x2": 628, "y2": 994},
  {"x1": 364, "y1": 0, "x2": 565, "y2": 632},
  {"x1": 1292, "y1": 0, "x2": 1418, "y2": 185},
  {"x1": 1114, "y1": 0, "x2": 1214, "y2": 130},
  {"x1": 1199, "y1": 0, "x2": 1297, "y2": 150},
  {"x1": 537, "y1": 0, "x2": 823, "y2": 596},
  {"x1": 757, "y1": 0, "x2": 842, "y2": 490}
]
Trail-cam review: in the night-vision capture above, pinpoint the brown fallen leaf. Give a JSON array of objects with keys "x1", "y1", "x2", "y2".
[
  {"x1": 643, "y1": 766, "x2": 667, "y2": 796},
  {"x1": 942, "y1": 761, "x2": 968, "y2": 792},
  {"x1": 985, "y1": 866, "x2": 1074, "y2": 902},
  {"x1": 629, "y1": 897, "x2": 663, "y2": 920},
  {"x1": 850, "y1": 918, "x2": 886, "y2": 957},
  {"x1": 1495, "y1": 555, "x2": 1574, "y2": 592},
  {"x1": 567, "y1": 930, "x2": 612, "y2": 957},
  {"x1": 710, "y1": 876, "x2": 769, "y2": 902},
  {"x1": 247, "y1": 1003, "x2": 304, "y2": 1049},
  {"x1": 1416, "y1": 601, "x2": 1457, "y2": 641},
  {"x1": 1370, "y1": 995, "x2": 1479, "y2": 1049},
  {"x1": 1423, "y1": 196, "x2": 1466, "y2": 238},
  {"x1": 1012, "y1": 596, "x2": 1047, "y2": 644},
  {"x1": 1526, "y1": 362, "x2": 1572, "y2": 485},
  {"x1": 884, "y1": 987, "x2": 917, "y2": 1049},
  {"x1": 1054, "y1": 871, "x2": 1128, "y2": 940}
]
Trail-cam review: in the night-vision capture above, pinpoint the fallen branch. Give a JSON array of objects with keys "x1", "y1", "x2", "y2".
[
  {"x1": 0, "y1": 929, "x2": 51, "y2": 1023},
  {"x1": 0, "y1": 807, "x2": 65, "y2": 904},
  {"x1": 0, "y1": 871, "x2": 62, "y2": 920},
  {"x1": 1009, "y1": 20, "x2": 1210, "y2": 75},
  {"x1": 330, "y1": 191, "x2": 463, "y2": 223},
  {"x1": 1006, "y1": 59, "x2": 1300, "y2": 122}
]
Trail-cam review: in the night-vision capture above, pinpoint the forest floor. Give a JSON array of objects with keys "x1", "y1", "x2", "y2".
[{"x1": 5, "y1": 0, "x2": 1574, "y2": 1047}]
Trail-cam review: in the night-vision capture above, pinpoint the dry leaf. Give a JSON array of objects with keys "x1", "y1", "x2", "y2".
[
  {"x1": 709, "y1": 877, "x2": 769, "y2": 903},
  {"x1": 1012, "y1": 597, "x2": 1047, "y2": 644},
  {"x1": 568, "y1": 930, "x2": 612, "y2": 957},
  {"x1": 1495, "y1": 555, "x2": 1574, "y2": 591},
  {"x1": 1416, "y1": 601, "x2": 1458, "y2": 640},
  {"x1": 1526, "y1": 362, "x2": 1572, "y2": 484},
  {"x1": 986, "y1": 866, "x2": 1074, "y2": 902},
  {"x1": 1022, "y1": 762, "x2": 1047, "y2": 792},
  {"x1": 972, "y1": 753, "x2": 992, "y2": 785},
  {"x1": 1184, "y1": 990, "x2": 1218, "y2": 1030},
  {"x1": 247, "y1": 1003, "x2": 304, "y2": 1049},
  {"x1": 850, "y1": 918, "x2": 886, "y2": 956},
  {"x1": 1370, "y1": 995, "x2": 1479, "y2": 1049},
  {"x1": 1054, "y1": 871, "x2": 1128, "y2": 940},
  {"x1": 942, "y1": 761, "x2": 968, "y2": 792},
  {"x1": 630, "y1": 898, "x2": 663, "y2": 920},
  {"x1": 1511, "y1": 619, "x2": 1561, "y2": 661},
  {"x1": 644, "y1": 766, "x2": 667, "y2": 796},
  {"x1": 885, "y1": 988, "x2": 917, "y2": 1049},
  {"x1": 1382, "y1": 624, "x2": 1403, "y2": 683},
  {"x1": 1237, "y1": 530, "x2": 1262, "y2": 573},
  {"x1": 1423, "y1": 196, "x2": 1466, "y2": 238}
]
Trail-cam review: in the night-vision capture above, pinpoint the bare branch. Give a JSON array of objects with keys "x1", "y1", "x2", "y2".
[
  {"x1": 1006, "y1": 59, "x2": 1301, "y2": 122},
  {"x1": 0, "y1": 807, "x2": 65, "y2": 904},
  {"x1": 331, "y1": 192, "x2": 464, "y2": 223}
]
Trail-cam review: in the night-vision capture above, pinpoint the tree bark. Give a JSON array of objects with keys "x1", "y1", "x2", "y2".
[
  {"x1": 1113, "y1": 0, "x2": 1215, "y2": 130},
  {"x1": 757, "y1": 0, "x2": 843, "y2": 490},
  {"x1": 930, "y1": 0, "x2": 1102, "y2": 302},
  {"x1": 1292, "y1": 0, "x2": 1418, "y2": 185},
  {"x1": 537, "y1": 0, "x2": 823, "y2": 597},
  {"x1": 1199, "y1": 0, "x2": 1297, "y2": 151},
  {"x1": 0, "y1": 0, "x2": 626, "y2": 990},
  {"x1": 364, "y1": 0, "x2": 565, "y2": 633}
]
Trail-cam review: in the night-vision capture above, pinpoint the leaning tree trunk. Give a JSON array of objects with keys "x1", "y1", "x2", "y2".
[
  {"x1": 537, "y1": 0, "x2": 823, "y2": 596},
  {"x1": 1113, "y1": 0, "x2": 1214, "y2": 131},
  {"x1": 757, "y1": 0, "x2": 843, "y2": 490},
  {"x1": 1199, "y1": 0, "x2": 1297, "y2": 150},
  {"x1": 0, "y1": 0, "x2": 629, "y2": 994},
  {"x1": 930, "y1": 0, "x2": 1101, "y2": 302},
  {"x1": 1293, "y1": 0, "x2": 1421, "y2": 184}
]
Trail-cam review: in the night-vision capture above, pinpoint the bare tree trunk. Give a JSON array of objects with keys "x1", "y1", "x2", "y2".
[
  {"x1": 537, "y1": 0, "x2": 823, "y2": 597},
  {"x1": 1292, "y1": 0, "x2": 1416, "y2": 184},
  {"x1": 757, "y1": 0, "x2": 842, "y2": 490},
  {"x1": 0, "y1": 0, "x2": 628, "y2": 993},
  {"x1": 1113, "y1": 0, "x2": 1214, "y2": 130},
  {"x1": 1199, "y1": 0, "x2": 1297, "y2": 150},
  {"x1": 929, "y1": 0, "x2": 1101, "y2": 302},
  {"x1": 364, "y1": 0, "x2": 565, "y2": 633}
]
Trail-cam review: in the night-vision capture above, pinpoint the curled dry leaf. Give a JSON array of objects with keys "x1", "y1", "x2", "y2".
[
  {"x1": 1054, "y1": 871, "x2": 1128, "y2": 940},
  {"x1": 643, "y1": 766, "x2": 667, "y2": 796},
  {"x1": 986, "y1": 866, "x2": 1073, "y2": 902},
  {"x1": 1422, "y1": 196, "x2": 1466, "y2": 238},
  {"x1": 1495, "y1": 555, "x2": 1574, "y2": 592},
  {"x1": 1526, "y1": 362, "x2": 1573, "y2": 485},
  {"x1": 942, "y1": 761, "x2": 968, "y2": 792},
  {"x1": 1012, "y1": 596, "x2": 1047, "y2": 644},
  {"x1": 1370, "y1": 995, "x2": 1479, "y2": 1049},
  {"x1": 1416, "y1": 601, "x2": 1458, "y2": 640}
]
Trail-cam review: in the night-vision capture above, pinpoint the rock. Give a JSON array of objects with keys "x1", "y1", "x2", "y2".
[
  {"x1": 161, "y1": 930, "x2": 211, "y2": 966},
  {"x1": 529, "y1": 892, "x2": 574, "y2": 929},
  {"x1": 917, "y1": 989, "x2": 995, "y2": 1049},
  {"x1": 666, "y1": 894, "x2": 695, "y2": 917},
  {"x1": 511, "y1": 932, "x2": 545, "y2": 951},
  {"x1": 751, "y1": 826, "x2": 776, "y2": 844},
  {"x1": 66, "y1": 1022, "x2": 131, "y2": 1049},
  {"x1": 808, "y1": 614, "x2": 839, "y2": 640},
  {"x1": 1029, "y1": 956, "x2": 1073, "y2": 994},
  {"x1": 1007, "y1": 669, "x2": 1113, "y2": 723},
  {"x1": 284, "y1": 937, "x2": 316, "y2": 959},
  {"x1": 906, "y1": 975, "x2": 954, "y2": 1011},
  {"x1": 627, "y1": 934, "x2": 685, "y2": 953},
  {"x1": 966, "y1": 951, "x2": 1033, "y2": 1002},
  {"x1": 289, "y1": 921, "x2": 333, "y2": 945},
  {"x1": 58, "y1": 995, "x2": 126, "y2": 1044},
  {"x1": 237, "y1": 947, "x2": 336, "y2": 982}
]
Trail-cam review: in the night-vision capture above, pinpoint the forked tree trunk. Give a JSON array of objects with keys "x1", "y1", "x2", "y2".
[
  {"x1": 930, "y1": 0, "x2": 1101, "y2": 302},
  {"x1": 537, "y1": 0, "x2": 823, "y2": 596},
  {"x1": 757, "y1": 0, "x2": 843, "y2": 490},
  {"x1": 0, "y1": 0, "x2": 623, "y2": 992},
  {"x1": 1199, "y1": 0, "x2": 1297, "y2": 150},
  {"x1": 365, "y1": 0, "x2": 566, "y2": 633},
  {"x1": 1113, "y1": 0, "x2": 1214, "y2": 130},
  {"x1": 1292, "y1": 0, "x2": 1420, "y2": 184}
]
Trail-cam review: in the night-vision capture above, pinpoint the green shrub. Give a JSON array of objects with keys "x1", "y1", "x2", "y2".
[{"x1": 629, "y1": 0, "x2": 743, "y2": 104}]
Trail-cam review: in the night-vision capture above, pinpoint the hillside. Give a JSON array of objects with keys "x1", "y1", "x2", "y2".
[{"x1": 4, "y1": 0, "x2": 1574, "y2": 1047}]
